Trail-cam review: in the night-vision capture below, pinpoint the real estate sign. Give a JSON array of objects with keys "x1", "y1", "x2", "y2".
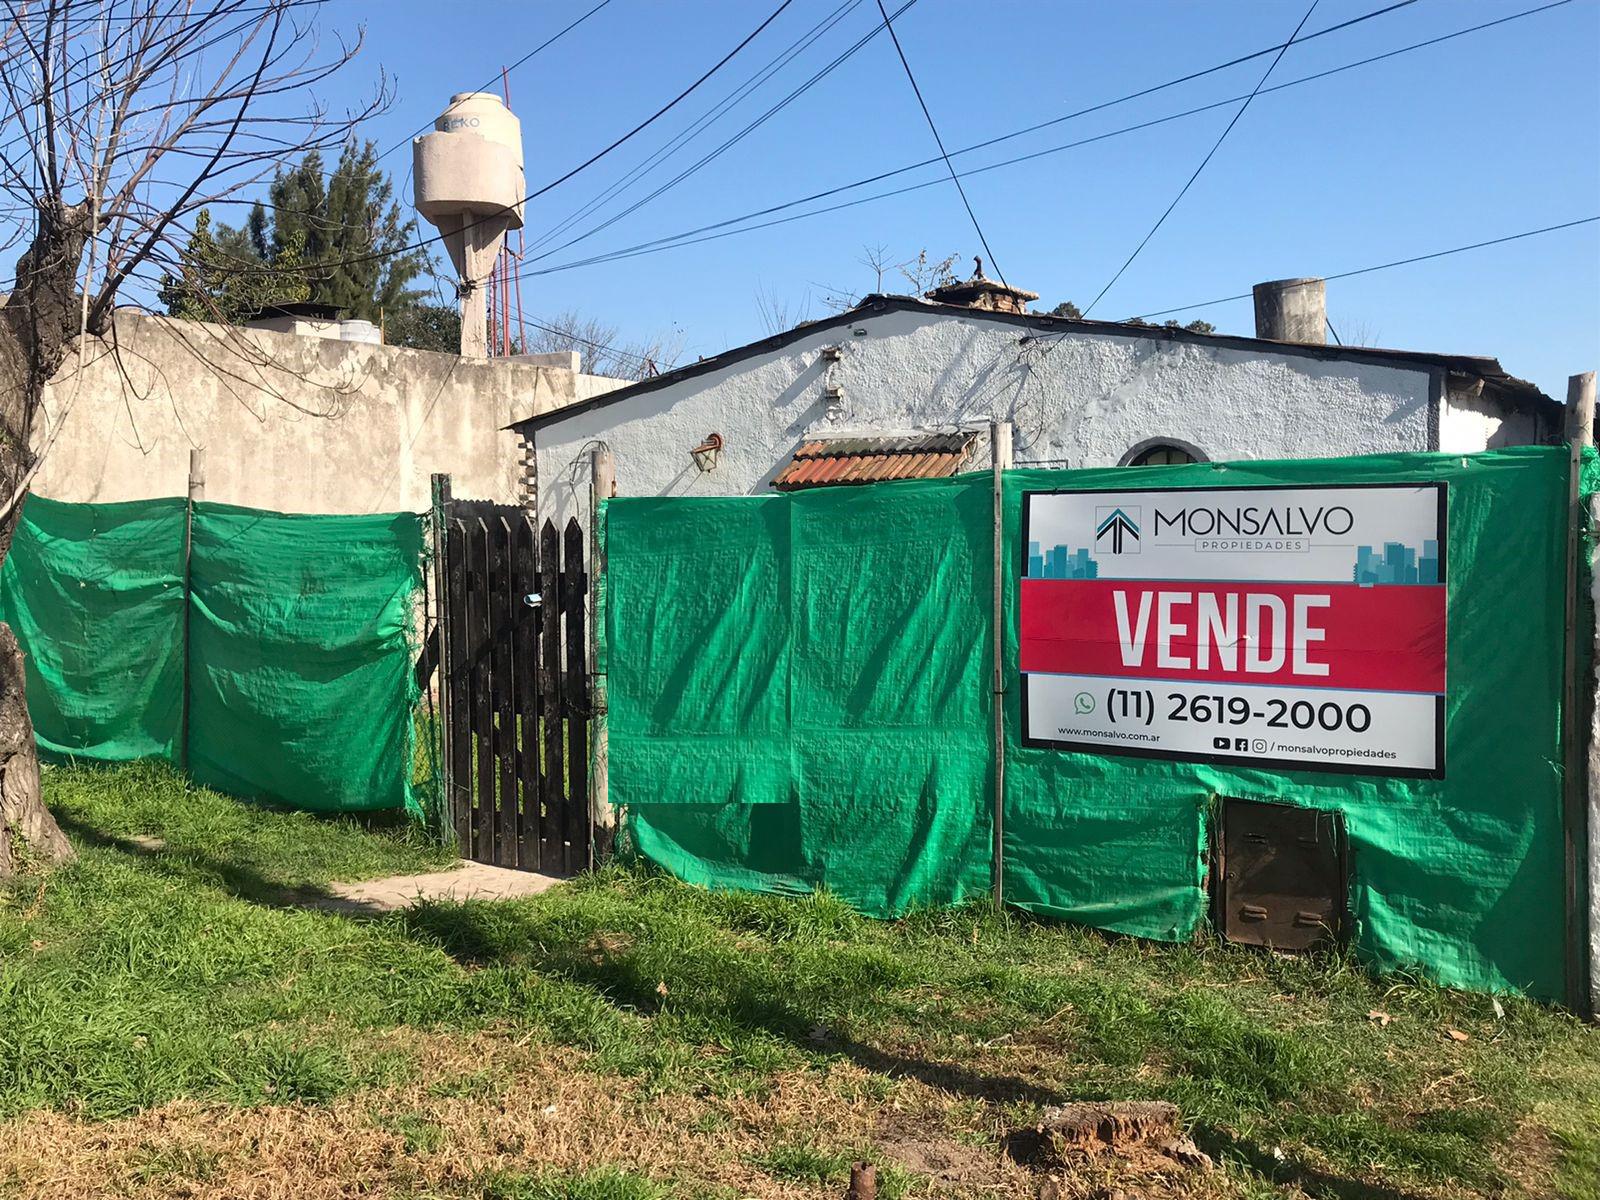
[{"x1": 1019, "y1": 483, "x2": 1447, "y2": 777}]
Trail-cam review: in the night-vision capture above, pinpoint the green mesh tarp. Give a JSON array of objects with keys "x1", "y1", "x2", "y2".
[
  {"x1": 611, "y1": 477, "x2": 994, "y2": 913},
  {"x1": 0, "y1": 496, "x2": 187, "y2": 762},
  {"x1": 0, "y1": 495, "x2": 425, "y2": 814},
  {"x1": 606, "y1": 446, "x2": 1579, "y2": 1000},
  {"x1": 1003, "y1": 448, "x2": 1571, "y2": 998}
]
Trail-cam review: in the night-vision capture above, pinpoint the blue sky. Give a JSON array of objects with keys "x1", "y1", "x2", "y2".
[{"x1": 325, "y1": 0, "x2": 1599, "y2": 398}]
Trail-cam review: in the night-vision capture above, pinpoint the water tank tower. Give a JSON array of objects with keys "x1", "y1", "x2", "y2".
[{"x1": 413, "y1": 92, "x2": 525, "y2": 357}]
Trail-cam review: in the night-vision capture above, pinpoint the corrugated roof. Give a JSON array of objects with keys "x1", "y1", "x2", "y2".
[{"x1": 771, "y1": 431, "x2": 980, "y2": 491}]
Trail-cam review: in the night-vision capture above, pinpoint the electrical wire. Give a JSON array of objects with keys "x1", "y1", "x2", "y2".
[
  {"x1": 500, "y1": 0, "x2": 1572, "y2": 283},
  {"x1": 526, "y1": 217, "x2": 1600, "y2": 385},
  {"x1": 199, "y1": 0, "x2": 799, "y2": 283},
  {"x1": 519, "y1": 315, "x2": 661, "y2": 374},
  {"x1": 516, "y1": 0, "x2": 1433, "y2": 274},
  {"x1": 872, "y1": 0, "x2": 1006, "y2": 285},
  {"x1": 372, "y1": 0, "x2": 616, "y2": 165},
  {"x1": 523, "y1": 0, "x2": 866, "y2": 257},
  {"x1": 1082, "y1": 0, "x2": 1321, "y2": 317},
  {"x1": 523, "y1": 0, "x2": 919, "y2": 268},
  {"x1": 1127, "y1": 217, "x2": 1600, "y2": 322}
]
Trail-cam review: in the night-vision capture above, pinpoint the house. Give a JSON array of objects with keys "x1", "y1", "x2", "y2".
[{"x1": 512, "y1": 273, "x2": 1559, "y2": 529}]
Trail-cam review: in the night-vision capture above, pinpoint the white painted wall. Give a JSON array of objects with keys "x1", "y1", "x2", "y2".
[
  {"x1": 534, "y1": 307, "x2": 1440, "y2": 528},
  {"x1": 1440, "y1": 385, "x2": 1546, "y2": 453}
]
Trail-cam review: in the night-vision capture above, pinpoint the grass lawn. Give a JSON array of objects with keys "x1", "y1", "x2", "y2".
[{"x1": 0, "y1": 762, "x2": 1595, "y2": 1199}]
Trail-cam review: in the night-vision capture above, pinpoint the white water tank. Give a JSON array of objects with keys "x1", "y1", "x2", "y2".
[
  {"x1": 413, "y1": 92, "x2": 525, "y2": 357},
  {"x1": 338, "y1": 318, "x2": 382, "y2": 345}
]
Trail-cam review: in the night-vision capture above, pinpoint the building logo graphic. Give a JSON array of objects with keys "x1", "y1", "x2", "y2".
[{"x1": 1095, "y1": 506, "x2": 1141, "y2": 554}]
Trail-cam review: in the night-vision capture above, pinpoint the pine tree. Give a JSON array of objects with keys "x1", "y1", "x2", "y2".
[
  {"x1": 159, "y1": 209, "x2": 310, "y2": 323},
  {"x1": 166, "y1": 141, "x2": 432, "y2": 331}
]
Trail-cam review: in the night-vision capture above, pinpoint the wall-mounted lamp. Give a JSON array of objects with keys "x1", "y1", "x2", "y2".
[{"x1": 690, "y1": 432, "x2": 724, "y2": 473}]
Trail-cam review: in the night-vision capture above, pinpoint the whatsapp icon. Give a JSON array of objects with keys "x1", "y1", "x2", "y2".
[{"x1": 1073, "y1": 692, "x2": 1095, "y2": 715}]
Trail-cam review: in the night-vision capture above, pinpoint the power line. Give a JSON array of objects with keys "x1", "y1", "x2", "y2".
[
  {"x1": 1128, "y1": 217, "x2": 1600, "y2": 321},
  {"x1": 873, "y1": 0, "x2": 1006, "y2": 285},
  {"x1": 502, "y1": 0, "x2": 1571, "y2": 283},
  {"x1": 178, "y1": 0, "x2": 1431, "y2": 285},
  {"x1": 519, "y1": 314, "x2": 660, "y2": 373},
  {"x1": 524, "y1": 0, "x2": 866, "y2": 257},
  {"x1": 524, "y1": 0, "x2": 919, "y2": 268},
  {"x1": 513, "y1": 217, "x2": 1600, "y2": 385},
  {"x1": 205, "y1": 0, "x2": 799, "y2": 282},
  {"x1": 373, "y1": 0, "x2": 616, "y2": 165},
  {"x1": 1082, "y1": 0, "x2": 1320, "y2": 317},
  {"x1": 524, "y1": 0, "x2": 1427, "y2": 270},
  {"x1": 517, "y1": 0, "x2": 1436, "y2": 275}
]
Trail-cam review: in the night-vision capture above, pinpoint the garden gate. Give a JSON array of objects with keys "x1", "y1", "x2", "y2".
[{"x1": 430, "y1": 477, "x2": 590, "y2": 873}]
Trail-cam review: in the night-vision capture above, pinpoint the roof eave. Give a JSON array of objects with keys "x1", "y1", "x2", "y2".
[{"x1": 507, "y1": 294, "x2": 1556, "y2": 434}]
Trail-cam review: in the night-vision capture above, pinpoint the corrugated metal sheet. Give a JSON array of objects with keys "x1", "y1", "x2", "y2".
[{"x1": 772, "y1": 431, "x2": 979, "y2": 491}]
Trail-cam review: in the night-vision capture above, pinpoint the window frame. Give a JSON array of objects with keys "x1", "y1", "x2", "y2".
[{"x1": 1118, "y1": 437, "x2": 1209, "y2": 467}]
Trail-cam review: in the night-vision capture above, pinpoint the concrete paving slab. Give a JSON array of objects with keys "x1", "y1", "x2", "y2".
[{"x1": 312, "y1": 861, "x2": 565, "y2": 914}]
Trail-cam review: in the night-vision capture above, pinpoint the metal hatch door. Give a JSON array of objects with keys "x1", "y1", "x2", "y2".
[{"x1": 1217, "y1": 798, "x2": 1347, "y2": 951}]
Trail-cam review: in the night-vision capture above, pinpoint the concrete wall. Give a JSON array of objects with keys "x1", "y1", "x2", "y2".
[
  {"x1": 534, "y1": 307, "x2": 1444, "y2": 528},
  {"x1": 34, "y1": 311, "x2": 623, "y2": 514}
]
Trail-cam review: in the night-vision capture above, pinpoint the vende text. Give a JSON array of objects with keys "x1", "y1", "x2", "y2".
[{"x1": 1019, "y1": 579, "x2": 1445, "y2": 694}]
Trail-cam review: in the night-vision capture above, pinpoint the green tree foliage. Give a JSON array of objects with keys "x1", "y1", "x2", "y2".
[
  {"x1": 158, "y1": 210, "x2": 310, "y2": 323},
  {"x1": 384, "y1": 304, "x2": 461, "y2": 354},
  {"x1": 164, "y1": 141, "x2": 433, "y2": 333},
  {"x1": 1047, "y1": 299, "x2": 1214, "y2": 335}
]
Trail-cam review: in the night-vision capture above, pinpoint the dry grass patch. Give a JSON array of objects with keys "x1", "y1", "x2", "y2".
[{"x1": 0, "y1": 1034, "x2": 982, "y2": 1200}]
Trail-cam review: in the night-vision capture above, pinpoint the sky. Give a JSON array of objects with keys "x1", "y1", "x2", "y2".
[{"x1": 320, "y1": 0, "x2": 1600, "y2": 398}]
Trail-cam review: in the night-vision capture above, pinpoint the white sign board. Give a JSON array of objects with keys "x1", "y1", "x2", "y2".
[{"x1": 1020, "y1": 484, "x2": 1447, "y2": 777}]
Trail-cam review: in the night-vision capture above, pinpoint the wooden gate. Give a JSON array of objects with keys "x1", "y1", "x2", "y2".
[{"x1": 431, "y1": 482, "x2": 590, "y2": 873}]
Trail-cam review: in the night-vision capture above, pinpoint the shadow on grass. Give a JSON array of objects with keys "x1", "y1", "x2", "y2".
[
  {"x1": 53, "y1": 813, "x2": 404, "y2": 920},
  {"x1": 397, "y1": 895, "x2": 1066, "y2": 1109},
  {"x1": 1192, "y1": 1126, "x2": 1429, "y2": 1200}
]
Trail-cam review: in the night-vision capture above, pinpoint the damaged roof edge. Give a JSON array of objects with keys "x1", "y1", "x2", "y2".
[{"x1": 507, "y1": 294, "x2": 1558, "y2": 435}]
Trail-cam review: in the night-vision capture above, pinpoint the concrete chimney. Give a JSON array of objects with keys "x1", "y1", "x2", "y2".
[
  {"x1": 924, "y1": 258, "x2": 1039, "y2": 315},
  {"x1": 1252, "y1": 277, "x2": 1326, "y2": 344}
]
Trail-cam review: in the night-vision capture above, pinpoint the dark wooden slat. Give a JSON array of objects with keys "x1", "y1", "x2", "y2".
[
  {"x1": 484, "y1": 520, "x2": 506, "y2": 867},
  {"x1": 440, "y1": 500, "x2": 586, "y2": 877},
  {"x1": 495, "y1": 517, "x2": 519, "y2": 869},
  {"x1": 446, "y1": 519, "x2": 471, "y2": 855},
  {"x1": 514, "y1": 513, "x2": 540, "y2": 871},
  {"x1": 539, "y1": 520, "x2": 565, "y2": 873},
  {"x1": 472, "y1": 518, "x2": 495, "y2": 867},
  {"x1": 563, "y1": 518, "x2": 590, "y2": 870}
]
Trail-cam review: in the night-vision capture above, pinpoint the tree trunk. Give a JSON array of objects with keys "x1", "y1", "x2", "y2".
[
  {"x1": 0, "y1": 623, "x2": 71, "y2": 879},
  {"x1": 0, "y1": 197, "x2": 95, "y2": 880}
]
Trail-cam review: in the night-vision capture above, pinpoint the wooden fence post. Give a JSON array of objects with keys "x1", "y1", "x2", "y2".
[
  {"x1": 589, "y1": 446, "x2": 614, "y2": 866},
  {"x1": 1564, "y1": 372, "x2": 1597, "y2": 1015},
  {"x1": 429, "y1": 473, "x2": 454, "y2": 844},
  {"x1": 990, "y1": 420, "x2": 1012, "y2": 910},
  {"x1": 179, "y1": 448, "x2": 204, "y2": 771}
]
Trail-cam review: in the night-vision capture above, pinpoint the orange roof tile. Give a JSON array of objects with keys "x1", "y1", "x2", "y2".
[{"x1": 771, "y1": 432, "x2": 979, "y2": 491}]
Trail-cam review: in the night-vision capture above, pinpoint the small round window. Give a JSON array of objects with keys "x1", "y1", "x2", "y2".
[{"x1": 1120, "y1": 438, "x2": 1207, "y2": 467}]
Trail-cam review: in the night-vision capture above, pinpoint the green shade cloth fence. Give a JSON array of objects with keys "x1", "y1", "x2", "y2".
[
  {"x1": 605, "y1": 446, "x2": 1584, "y2": 1001},
  {"x1": 0, "y1": 495, "x2": 424, "y2": 814}
]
